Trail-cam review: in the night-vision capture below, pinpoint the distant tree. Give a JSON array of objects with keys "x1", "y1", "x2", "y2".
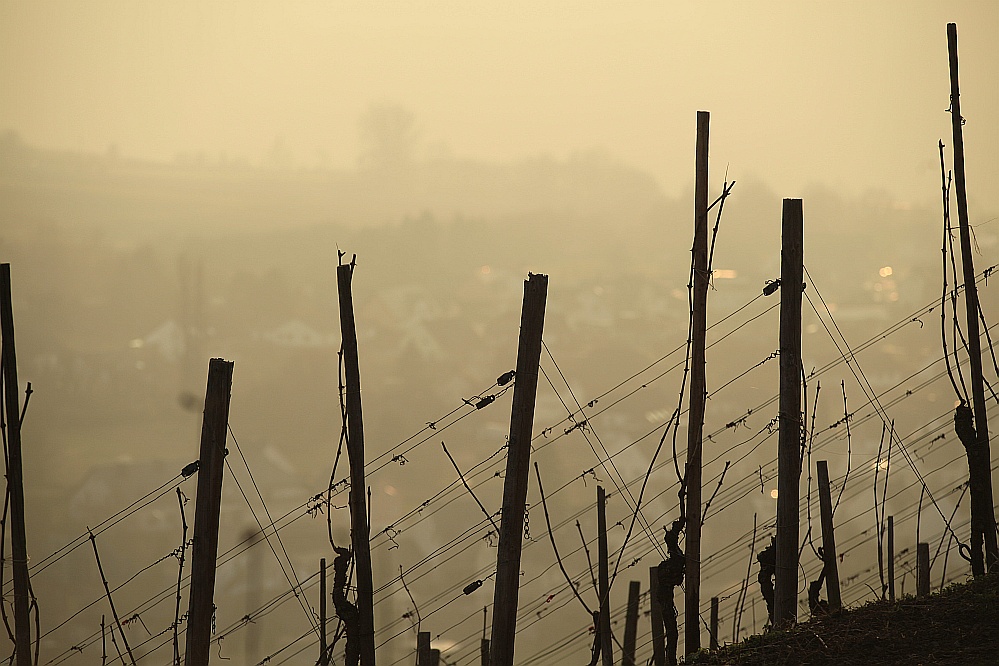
[
  {"x1": 356, "y1": 102, "x2": 419, "y2": 170},
  {"x1": 266, "y1": 136, "x2": 294, "y2": 169},
  {"x1": 0, "y1": 129, "x2": 27, "y2": 157}
]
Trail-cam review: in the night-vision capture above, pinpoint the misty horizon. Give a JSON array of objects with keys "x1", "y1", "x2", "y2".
[{"x1": 2, "y1": 2, "x2": 997, "y2": 211}]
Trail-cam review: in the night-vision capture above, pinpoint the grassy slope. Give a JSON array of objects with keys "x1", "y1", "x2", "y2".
[{"x1": 688, "y1": 573, "x2": 999, "y2": 665}]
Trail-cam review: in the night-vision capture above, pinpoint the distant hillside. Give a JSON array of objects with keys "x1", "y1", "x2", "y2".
[
  {"x1": 0, "y1": 130, "x2": 668, "y2": 238},
  {"x1": 689, "y1": 573, "x2": 999, "y2": 665}
]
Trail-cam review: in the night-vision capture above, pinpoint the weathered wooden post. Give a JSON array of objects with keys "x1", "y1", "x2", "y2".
[
  {"x1": 649, "y1": 567, "x2": 667, "y2": 666},
  {"x1": 89, "y1": 532, "x2": 137, "y2": 666},
  {"x1": 337, "y1": 261, "x2": 377, "y2": 665},
  {"x1": 1, "y1": 264, "x2": 31, "y2": 666},
  {"x1": 685, "y1": 109, "x2": 711, "y2": 657},
  {"x1": 887, "y1": 516, "x2": 896, "y2": 602},
  {"x1": 417, "y1": 632, "x2": 432, "y2": 666},
  {"x1": 775, "y1": 199, "x2": 803, "y2": 627},
  {"x1": 596, "y1": 486, "x2": 613, "y2": 666},
  {"x1": 489, "y1": 273, "x2": 548, "y2": 666},
  {"x1": 319, "y1": 558, "x2": 329, "y2": 666},
  {"x1": 244, "y1": 527, "x2": 263, "y2": 664},
  {"x1": 816, "y1": 461, "x2": 842, "y2": 612},
  {"x1": 184, "y1": 358, "x2": 234, "y2": 666},
  {"x1": 480, "y1": 608, "x2": 490, "y2": 666},
  {"x1": 947, "y1": 22, "x2": 999, "y2": 576},
  {"x1": 917, "y1": 542, "x2": 930, "y2": 597},
  {"x1": 623, "y1": 580, "x2": 640, "y2": 666},
  {"x1": 709, "y1": 597, "x2": 719, "y2": 650}
]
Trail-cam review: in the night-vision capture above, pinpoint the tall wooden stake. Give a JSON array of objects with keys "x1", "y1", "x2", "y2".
[
  {"x1": 319, "y1": 558, "x2": 329, "y2": 666},
  {"x1": 244, "y1": 528, "x2": 262, "y2": 663},
  {"x1": 887, "y1": 516, "x2": 896, "y2": 602},
  {"x1": 815, "y1": 461, "x2": 842, "y2": 612},
  {"x1": 336, "y1": 262, "x2": 377, "y2": 665},
  {"x1": 623, "y1": 580, "x2": 640, "y2": 666},
  {"x1": 1, "y1": 264, "x2": 31, "y2": 666},
  {"x1": 947, "y1": 22, "x2": 999, "y2": 576},
  {"x1": 184, "y1": 358, "x2": 234, "y2": 666},
  {"x1": 685, "y1": 108, "x2": 710, "y2": 657},
  {"x1": 917, "y1": 542, "x2": 930, "y2": 597},
  {"x1": 89, "y1": 532, "x2": 137, "y2": 666},
  {"x1": 480, "y1": 608, "x2": 490, "y2": 666},
  {"x1": 489, "y1": 272, "x2": 548, "y2": 666},
  {"x1": 596, "y1": 486, "x2": 614, "y2": 666},
  {"x1": 417, "y1": 632, "x2": 432, "y2": 666},
  {"x1": 775, "y1": 198, "x2": 803, "y2": 627},
  {"x1": 649, "y1": 567, "x2": 667, "y2": 666},
  {"x1": 709, "y1": 597, "x2": 719, "y2": 650}
]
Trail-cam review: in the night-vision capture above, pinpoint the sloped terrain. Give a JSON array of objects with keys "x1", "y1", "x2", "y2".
[{"x1": 688, "y1": 574, "x2": 999, "y2": 665}]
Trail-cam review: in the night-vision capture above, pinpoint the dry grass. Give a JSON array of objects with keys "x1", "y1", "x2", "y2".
[{"x1": 688, "y1": 573, "x2": 999, "y2": 665}]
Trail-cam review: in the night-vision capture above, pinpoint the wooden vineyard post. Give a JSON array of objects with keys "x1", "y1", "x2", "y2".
[
  {"x1": 89, "y1": 532, "x2": 137, "y2": 665},
  {"x1": 337, "y1": 262, "x2": 377, "y2": 665},
  {"x1": 685, "y1": 109, "x2": 711, "y2": 657},
  {"x1": 417, "y1": 632, "x2": 431, "y2": 666},
  {"x1": 917, "y1": 542, "x2": 930, "y2": 597},
  {"x1": 775, "y1": 198, "x2": 803, "y2": 627},
  {"x1": 184, "y1": 358, "x2": 234, "y2": 666},
  {"x1": 489, "y1": 273, "x2": 548, "y2": 666},
  {"x1": 1, "y1": 264, "x2": 32, "y2": 666},
  {"x1": 649, "y1": 567, "x2": 667, "y2": 666},
  {"x1": 319, "y1": 558, "x2": 329, "y2": 666},
  {"x1": 243, "y1": 528, "x2": 263, "y2": 663},
  {"x1": 480, "y1": 608, "x2": 489, "y2": 666},
  {"x1": 709, "y1": 597, "x2": 719, "y2": 650},
  {"x1": 887, "y1": 516, "x2": 896, "y2": 602},
  {"x1": 596, "y1": 486, "x2": 613, "y2": 666},
  {"x1": 816, "y1": 461, "x2": 842, "y2": 612},
  {"x1": 623, "y1": 581, "x2": 640, "y2": 666},
  {"x1": 947, "y1": 22, "x2": 999, "y2": 576}
]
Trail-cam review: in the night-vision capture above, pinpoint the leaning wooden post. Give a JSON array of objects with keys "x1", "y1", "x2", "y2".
[
  {"x1": 947, "y1": 22, "x2": 999, "y2": 576},
  {"x1": 623, "y1": 581, "x2": 640, "y2": 666},
  {"x1": 89, "y1": 532, "x2": 137, "y2": 666},
  {"x1": 1, "y1": 264, "x2": 31, "y2": 666},
  {"x1": 489, "y1": 273, "x2": 548, "y2": 666},
  {"x1": 184, "y1": 358, "x2": 234, "y2": 666},
  {"x1": 709, "y1": 597, "x2": 719, "y2": 650},
  {"x1": 815, "y1": 461, "x2": 842, "y2": 612},
  {"x1": 596, "y1": 486, "x2": 614, "y2": 666},
  {"x1": 417, "y1": 632, "x2": 432, "y2": 666},
  {"x1": 649, "y1": 567, "x2": 667, "y2": 666},
  {"x1": 319, "y1": 558, "x2": 329, "y2": 666},
  {"x1": 887, "y1": 516, "x2": 896, "y2": 602},
  {"x1": 337, "y1": 262, "x2": 377, "y2": 665},
  {"x1": 480, "y1": 608, "x2": 490, "y2": 666},
  {"x1": 685, "y1": 109, "x2": 711, "y2": 657},
  {"x1": 917, "y1": 542, "x2": 930, "y2": 597},
  {"x1": 775, "y1": 198, "x2": 803, "y2": 627}
]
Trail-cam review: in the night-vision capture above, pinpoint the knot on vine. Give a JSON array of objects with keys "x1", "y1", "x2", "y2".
[
  {"x1": 757, "y1": 537, "x2": 776, "y2": 626},
  {"x1": 954, "y1": 403, "x2": 976, "y2": 450},
  {"x1": 332, "y1": 546, "x2": 360, "y2": 666}
]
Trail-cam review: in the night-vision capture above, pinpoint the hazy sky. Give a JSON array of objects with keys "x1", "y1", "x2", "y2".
[{"x1": 2, "y1": 1, "x2": 997, "y2": 209}]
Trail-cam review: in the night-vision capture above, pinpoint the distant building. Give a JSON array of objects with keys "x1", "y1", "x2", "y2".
[
  {"x1": 141, "y1": 319, "x2": 185, "y2": 362},
  {"x1": 260, "y1": 319, "x2": 336, "y2": 348}
]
